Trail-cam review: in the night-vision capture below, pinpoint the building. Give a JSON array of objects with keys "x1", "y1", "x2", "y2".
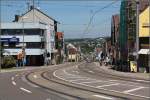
[
  {"x1": 111, "y1": 14, "x2": 120, "y2": 66},
  {"x1": 55, "y1": 32, "x2": 64, "y2": 64},
  {"x1": 14, "y1": 6, "x2": 59, "y2": 65},
  {"x1": 0, "y1": 22, "x2": 47, "y2": 65},
  {"x1": 119, "y1": 0, "x2": 128, "y2": 71},
  {"x1": 0, "y1": 6, "x2": 60, "y2": 66},
  {"x1": 138, "y1": 6, "x2": 150, "y2": 73},
  {"x1": 67, "y1": 43, "x2": 80, "y2": 62},
  {"x1": 119, "y1": 0, "x2": 149, "y2": 72}
]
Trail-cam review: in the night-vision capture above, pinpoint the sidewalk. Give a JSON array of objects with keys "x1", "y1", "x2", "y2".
[
  {"x1": 0, "y1": 67, "x2": 27, "y2": 73},
  {"x1": 94, "y1": 62, "x2": 150, "y2": 81},
  {"x1": 0, "y1": 63, "x2": 68, "y2": 73}
]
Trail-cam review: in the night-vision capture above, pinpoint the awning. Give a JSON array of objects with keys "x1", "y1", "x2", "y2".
[{"x1": 138, "y1": 49, "x2": 150, "y2": 55}]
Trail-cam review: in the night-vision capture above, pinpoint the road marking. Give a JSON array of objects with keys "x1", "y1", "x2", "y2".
[
  {"x1": 88, "y1": 71, "x2": 94, "y2": 73},
  {"x1": 81, "y1": 80, "x2": 102, "y2": 84},
  {"x1": 63, "y1": 69, "x2": 77, "y2": 76},
  {"x1": 97, "y1": 83, "x2": 119, "y2": 88},
  {"x1": 15, "y1": 74, "x2": 19, "y2": 77},
  {"x1": 123, "y1": 87, "x2": 145, "y2": 93},
  {"x1": 53, "y1": 69, "x2": 150, "y2": 99},
  {"x1": 70, "y1": 78, "x2": 93, "y2": 82},
  {"x1": 12, "y1": 81, "x2": 16, "y2": 86},
  {"x1": 135, "y1": 80, "x2": 150, "y2": 83},
  {"x1": 33, "y1": 75, "x2": 38, "y2": 78},
  {"x1": 11, "y1": 77, "x2": 14, "y2": 81},
  {"x1": 20, "y1": 87, "x2": 32, "y2": 93},
  {"x1": 73, "y1": 71, "x2": 79, "y2": 74},
  {"x1": 93, "y1": 95, "x2": 113, "y2": 100},
  {"x1": 46, "y1": 98, "x2": 51, "y2": 100},
  {"x1": 108, "y1": 80, "x2": 117, "y2": 81}
]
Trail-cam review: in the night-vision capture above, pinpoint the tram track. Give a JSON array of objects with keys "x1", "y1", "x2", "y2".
[
  {"x1": 25, "y1": 69, "x2": 83, "y2": 100},
  {"x1": 78, "y1": 62, "x2": 150, "y2": 85},
  {"x1": 24, "y1": 63, "x2": 148, "y2": 100},
  {"x1": 41, "y1": 71, "x2": 128, "y2": 100}
]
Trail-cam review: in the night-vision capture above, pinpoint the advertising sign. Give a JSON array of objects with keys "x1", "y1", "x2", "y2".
[{"x1": 130, "y1": 61, "x2": 137, "y2": 72}]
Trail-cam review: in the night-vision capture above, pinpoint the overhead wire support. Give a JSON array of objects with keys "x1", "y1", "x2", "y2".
[{"x1": 82, "y1": 0, "x2": 119, "y2": 38}]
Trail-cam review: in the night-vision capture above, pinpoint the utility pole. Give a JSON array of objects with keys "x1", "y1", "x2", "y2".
[
  {"x1": 136, "y1": 0, "x2": 139, "y2": 71},
  {"x1": 22, "y1": 17, "x2": 28, "y2": 67},
  {"x1": 0, "y1": 18, "x2": 1, "y2": 73},
  {"x1": 0, "y1": 0, "x2": 2, "y2": 73},
  {"x1": 22, "y1": 18, "x2": 25, "y2": 67},
  {"x1": 148, "y1": 1, "x2": 150, "y2": 72}
]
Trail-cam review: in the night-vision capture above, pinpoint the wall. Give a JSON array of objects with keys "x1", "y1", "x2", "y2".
[{"x1": 139, "y1": 6, "x2": 150, "y2": 37}]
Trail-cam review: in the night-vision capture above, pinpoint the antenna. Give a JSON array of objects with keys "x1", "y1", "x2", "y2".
[
  {"x1": 32, "y1": 0, "x2": 35, "y2": 22},
  {"x1": 32, "y1": 0, "x2": 34, "y2": 8},
  {"x1": 27, "y1": 2, "x2": 30, "y2": 11}
]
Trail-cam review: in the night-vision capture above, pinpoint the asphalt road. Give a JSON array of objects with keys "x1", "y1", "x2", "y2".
[
  {"x1": 0, "y1": 65, "x2": 76, "y2": 100},
  {"x1": 0, "y1": 62, "x2": 149, "y2": 100},
  {"x1": 50, "y1": 62, "x2": 150, "y2": 100}
]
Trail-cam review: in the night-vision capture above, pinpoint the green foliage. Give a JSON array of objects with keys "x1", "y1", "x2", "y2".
[{"x1": 1, "y1": 56, "x2": 16, "y2": 69}]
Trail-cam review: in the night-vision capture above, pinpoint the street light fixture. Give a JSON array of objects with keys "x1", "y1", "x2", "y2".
[
  {"x1": 22, "y1": 17, "x2": 28, "y2": 48},
  {"x1": 135, "y1": 0, "x2": 139, "y2": 71},
  {"x1": 21, "y1": 16, "x2": 28, "y2": 67}
]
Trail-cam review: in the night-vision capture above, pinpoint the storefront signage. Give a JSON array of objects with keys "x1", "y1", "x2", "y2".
[{"x1": 0, "y1": 37, "x2": 19, "y2": 43}]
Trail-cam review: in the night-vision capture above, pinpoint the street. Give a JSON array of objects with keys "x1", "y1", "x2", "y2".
[
  {"x1": 0, "y1": 1, "x2": 150, "y2": 100},
  {"x1": 0, "y1": 65, "x2": 73, "y2": 100},
  {"x1": 0, "y1": 62, "x2": 149, "y2": 100}
]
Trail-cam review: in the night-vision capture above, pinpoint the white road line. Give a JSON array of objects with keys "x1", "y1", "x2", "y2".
[
  {"x1": 20, "y1": 87, "x2": 32, "y2": 93},
  {"x1": 46, "y1": 98, "x2": 51, "y2": 100},
  {"x1": 88, "y1": 71, "x2": 94, "y2": 73},
  {"x1": 108, "y1": 80, "x2": 117, "y2": 81},
  {"x1": 97, "y1": 83, "x2": 119, "y2": 88},
  {"x1": 65, "y1": 76, "x2": 86, "y2": 79},
  {"x1": 63, "y1": 69, "x2": 77, "y2": 76},
  {"x1": 81, "y1": 80, "x2": 102, "y2": 84},
  {"x1": 123, "y1": 87, "x2": 145, "y2": 93},
  {"x1": 11, "y1": 77, "x2": 14, "y2": 81},
  {"x1": 75, "y1": 65, "x2": 78, "y2": 69},
  {"x1": 83, "y1": 80, "x2": 116, "y2": 83},
  {"x1": 12, "y1": 81, "x2": 16, "y2": 86},
  {"x1": 15, "y1": 74, "x2": 19, "y2": 77},
  {"x1": 70, "y1": 78, "x2": 94, "y2": 82},
  {"x1": 33, "y1": 75, "x2": 38, "y2": 78},
  {"x1": 135, "y1": 80, "x2": 150, "y2": 83},
  {"x1": 93, "y1": 95, "x2": 113, "y2": 100},
  {"x1": 73, "y1": 71, "x2": 79, "y2": 74},
  {"x1": 53, "y1": 69, "x2": 150, "y2": 99}
]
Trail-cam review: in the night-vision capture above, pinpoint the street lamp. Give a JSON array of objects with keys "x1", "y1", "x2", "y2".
[
  {"x1": 0, "y1": 21, "x2": 1, "y2": 73},
  {"x1": 22, "y1": 17, "x2": 28, "y2": 48},
  {"x1": 21, "y1": 16, "x2": 28, "y2": 67},
  {"x1": 135, "y1": 0, "x2": 139, "y2": 71},
  {"x1": 148, "y1": 1, "x2": 150, "y2": 71}
]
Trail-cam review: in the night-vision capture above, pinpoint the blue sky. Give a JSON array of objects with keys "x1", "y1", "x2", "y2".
[{"x1": 0, "y1": 0, "x2": 121, "y2": 39}]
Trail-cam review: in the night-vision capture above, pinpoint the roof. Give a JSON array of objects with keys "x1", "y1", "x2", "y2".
[
  {"x1": 139, "y1": 0, "x2": 149, "y2": 12},
  {"x1": 20, "y1": 7, "x2": 60, "y2": 24}
]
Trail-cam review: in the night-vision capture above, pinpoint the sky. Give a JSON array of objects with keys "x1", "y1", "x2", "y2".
[{"x1": 0, "y1": 0, "x2": 121, "y2": 39}]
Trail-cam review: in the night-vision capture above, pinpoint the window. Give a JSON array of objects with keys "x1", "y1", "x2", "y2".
[
  {"x1": 1, "y1": 29, "x2": 45, "y2": 35},
  {"x1": 26, "y1": 42, "x2": 44, "y2": 48}
]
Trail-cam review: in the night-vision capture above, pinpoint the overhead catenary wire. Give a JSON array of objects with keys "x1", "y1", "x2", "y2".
[{"x1": 82, "y1": 0, "x2": 119, "y2": 38}]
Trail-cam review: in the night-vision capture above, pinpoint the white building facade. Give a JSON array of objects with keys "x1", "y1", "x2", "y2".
[{"x1": 0, "y1": 22, "x2": 52, "y2": 66}]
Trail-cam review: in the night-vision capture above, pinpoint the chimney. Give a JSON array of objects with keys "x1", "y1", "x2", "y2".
[
  {"x1": 14, "y1": 15, "x2": 20, "y2": 22},
  {"x1": 30, "y1": 5, "x2": 34, "y2": 10}
]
